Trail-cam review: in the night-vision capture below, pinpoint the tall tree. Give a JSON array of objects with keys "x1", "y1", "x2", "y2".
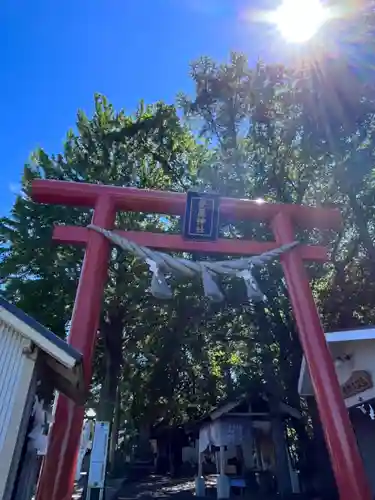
[{"x1": 0, "y1": 94, "x2": 207, "y2": 431}]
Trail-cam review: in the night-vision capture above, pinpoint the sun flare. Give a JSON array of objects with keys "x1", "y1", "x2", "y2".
[{"x1": 271, "y1": 0, "x2": 330, "y2": 43}]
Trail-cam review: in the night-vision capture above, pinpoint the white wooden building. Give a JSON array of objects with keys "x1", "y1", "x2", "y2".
[
  {"x1": 0, "y1": 296, "x2": 85, "y2": 500},
  {"x1": 298, "y1": 327, "x2": 375, "y2": 408},
  {"x1": 298, "y1": 326, "x2": 375, "y2": 495}
]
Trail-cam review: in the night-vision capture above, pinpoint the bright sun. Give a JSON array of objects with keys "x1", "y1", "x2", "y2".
[{"x1": 271, "y1": 0, "x2": 330, "y2": 43}]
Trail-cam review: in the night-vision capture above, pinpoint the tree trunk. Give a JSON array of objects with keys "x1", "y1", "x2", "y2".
[
  {"x1": 97, "y1": 317, "x2": 123, "y2": 426},
  {"x1": 108, "y1": 386, "x2": 121, "y2": 472},
  {"x1": 306, "y1": 397, "x2": 337, "y2": 496},
  {"x1": 137, "y1": 422, "x2": 152, "y2": 460},
  {"x1": 269, "y1": 395, "x2": 293, "y2": 497},
  {"x1": 260, "y1": 340, "x2": 293, "y2": 496}
]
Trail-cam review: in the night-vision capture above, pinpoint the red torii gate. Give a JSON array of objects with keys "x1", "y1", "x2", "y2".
[{"x1": 31, "y1": 179, "x2": 372, "y2": 500}]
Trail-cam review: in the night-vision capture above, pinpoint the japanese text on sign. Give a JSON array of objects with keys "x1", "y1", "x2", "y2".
[{"x1": 183, "y1": 192, "x2": 220, "y2": 241}]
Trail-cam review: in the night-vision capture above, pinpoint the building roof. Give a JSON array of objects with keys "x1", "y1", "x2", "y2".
[
  {"x1": 178, "y1": 392, "x2": 302, "y2": 435},
  {"x1": 324, "y1": 326, "x2": 375, "y2": 343},
  {"x1": 204, "y1": 393, "x2": 301, "y2": 421},
  {"x1": 0, "y1": 296, "x2": 85, "y2": 403}
]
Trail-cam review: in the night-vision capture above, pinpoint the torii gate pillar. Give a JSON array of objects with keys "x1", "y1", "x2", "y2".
[{"x1": 31, "y1": 180, "x2": 372, "y2": 500}]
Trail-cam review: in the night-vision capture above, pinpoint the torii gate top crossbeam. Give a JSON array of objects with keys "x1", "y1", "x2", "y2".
[{"x1": 32, "y1": 179, "x2": 341, "y2": 230}]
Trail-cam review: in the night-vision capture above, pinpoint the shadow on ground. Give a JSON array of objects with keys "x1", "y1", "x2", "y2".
[
  {"x1": 113, "y1": 474, "x2": 324, "y2": 500},
  {"x1": 114, "y1": 476, "x2": 197, "y2": 500}
]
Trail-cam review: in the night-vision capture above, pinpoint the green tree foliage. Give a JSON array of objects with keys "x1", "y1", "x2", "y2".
[
  {"x1": 2, "y1": 51, "x2": 375, "y2": 486},
  {"x1": 0, "y1": 94, "x2": 206, "y2": 424}
]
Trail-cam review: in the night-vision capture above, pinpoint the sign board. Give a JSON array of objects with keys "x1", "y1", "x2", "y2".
[
  {"x1": 87, "y1": 421, "x2": 110, "y2": 493},
  {"x1": 76, "y1": 419, "x2": 94, "y2": 481},
  {"x1": 341, "y1": 370, "x2": 373, "y2": 399},
  {"x1": 182, "y1": 191, "x2": 220, "y2": 241}
]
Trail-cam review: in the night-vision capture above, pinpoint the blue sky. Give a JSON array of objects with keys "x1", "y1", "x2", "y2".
[{"x1": 1, "y1": 0, "x2": 280, "y2": 214}]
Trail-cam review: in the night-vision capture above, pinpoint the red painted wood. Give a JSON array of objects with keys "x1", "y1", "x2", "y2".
[
  {"x1": 36, "y1": 196, "x2": 117, "y2": 500},
  {"x1": 31, "y1": 179, "x2": 341, "y2": 230},
  {"x1": 272, "y1": 212, "x2": 372, "y2": 500},
  {"x1": 52, "y1": 225, "x2": 329, "y2": 261}
]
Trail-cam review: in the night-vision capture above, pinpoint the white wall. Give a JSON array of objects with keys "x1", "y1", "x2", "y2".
[
  {"x1": 299, "y1": 338, "x2": 375, "y2": 408},
  {"x1": 182, "y1": 438, "x2": 255, "y2": 470},
  {"x1": 0, "y1": 321, "x2": 37, "y2": 500},
  {"x1": 330, "y1": 339, "x2": 375, "y2": 408}
]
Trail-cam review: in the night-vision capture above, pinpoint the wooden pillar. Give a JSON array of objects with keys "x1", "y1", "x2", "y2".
[
  {"x1": 198, "y1": 452, "x2": 203, "y2": 477},
  {"x1": 195, "y1": 451, "x2": 206, "y2": 497},
  {"x1": 36, "y1": 196, "x2": 116, "y2": 500},
  {"x1": 219, "y1": 446, "x2": 226, "y2": 475},
  {"x1": 215, "y1": 450, "x2": 220, "y2": 473},
  {"x1": 269, "y1": 397, "x2": 293, "y2": 496},
  {"x1": 254, "y1": 432, "x2": 264, "y2": 470}
]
